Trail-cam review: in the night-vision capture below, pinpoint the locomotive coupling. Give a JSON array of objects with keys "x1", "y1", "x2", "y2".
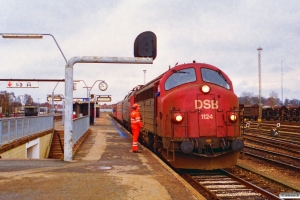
[{"x1": 231, "y1": 139, "x2": 244, "y2": 152}]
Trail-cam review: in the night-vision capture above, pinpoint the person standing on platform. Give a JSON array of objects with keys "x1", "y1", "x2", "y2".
[{"x1": 130, "y1": 103, "x2": 143, "y2": 153}]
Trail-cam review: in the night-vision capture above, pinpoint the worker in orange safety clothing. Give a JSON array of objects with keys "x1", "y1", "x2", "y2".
[{"x1": 130, "y1": 103, "x2": 143, "y2": 153}]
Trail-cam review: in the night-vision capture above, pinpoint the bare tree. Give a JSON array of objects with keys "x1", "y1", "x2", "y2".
[
  {"x1": 239, "y1": 92, "x2": 255, "y2": 105},
  {"x1": 24, "y1": 94, "x2": 34, "y2": 105},
  {"x1": 289, "y1": 99, "x2": 300, "y2": 106},
  {"x1": 269, "y1": 91, "x2": 279, "y2": 106}
]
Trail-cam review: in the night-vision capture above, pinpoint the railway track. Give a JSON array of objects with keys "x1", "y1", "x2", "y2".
[
  {"x1": 242, "y1": 130, "x2": 300, "y2": 171},
  {"x1": 243, "y1": 132, "x2": 300, "y2": 155},
  {"x1": 240, "y1": 129, "x2": 300, "y2": 192},
  {"x1": 244, "y1": 148, "x2": 300, "y2": 171},
  {"x1": 181, "y1": 169, "x2": 281, "y2": 199},
  {"x1": 243, "y1": 122, "x2": 300, "y2": 143}
]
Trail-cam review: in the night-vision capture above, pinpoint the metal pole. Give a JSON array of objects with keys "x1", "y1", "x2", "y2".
[
  {"x1": 257, "y1": 47, "x2": 263, "y2": 123},
  {"x1": 59, "y1": 94, "x2": 65, "y2": 126},
  {"x1": 281, "y1": 60, "x2": 283, "y2": 104},
  {"x1": 65, "y1": 63, "x2": 73, "y2": 161},
  {"x1": 88, "y1": 89, "x2": 90, "y2": 121},
  {"x1": 64, "y1": 56, "x2": 152, "y2": 161},
  {"x1": 77, "y1": 80, "x2": 90, "y2": 121},
  {"x1": 63, "y1": 99, "x2": 65, "y2": 125},
  {"x1": 52, "y1": 82, "x2": 60, "y2": 115},
  {"x1": 94, "y1": 97, "x2": 96, "y2": 125},
  {"x1": 83, "y1": 80, "x2": 104, "y2": 125},
  {"x1": 52, "y1": 92, "x2": 54, "y2": 115}
]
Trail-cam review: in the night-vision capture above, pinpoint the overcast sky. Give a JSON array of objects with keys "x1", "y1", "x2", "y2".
[{"x1": 1, "y1": 1, "x2": 299, "y2": 104}]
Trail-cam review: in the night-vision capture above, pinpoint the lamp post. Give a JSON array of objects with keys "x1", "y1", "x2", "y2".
[
  {"x1": 1, "y1": 33, "x2": 67, "y2": 63},
  {"x1": 257, "y1": 47, "x2": 263, "y2": 123},
  {"x1": 51, "y1": 82, "x2": 60, "y2": 115},
  {"x1": 76, "y1": 80, "x2": 90, "y2": 119},
  {"x1": 143, "y1": 70, "x2": 146, "y2": 84},
  {"x1": 0, "y1": 94, "x2": 4, "y2": 118},
  {"x1": 76, "y1": 80, "x2": 106, "y2": 125},
  {"x1": 1, "y1": 32, "x2": 67, "y2": 116}
]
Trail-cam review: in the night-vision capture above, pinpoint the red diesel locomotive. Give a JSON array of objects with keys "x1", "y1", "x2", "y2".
[{"x1": 113, "y1": 61, "x2": 244, "y2": 169}]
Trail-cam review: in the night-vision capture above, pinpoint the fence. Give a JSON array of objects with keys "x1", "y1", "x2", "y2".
[
  {"x1": 73, "y1": 116, "x2": 89, "y2": 146},
  {"x1": 0, "y1": 115, "x2": 54, "y2": 146},
  {"x1": 0, "y1": 115, "x2": 90, "y2": 149}
]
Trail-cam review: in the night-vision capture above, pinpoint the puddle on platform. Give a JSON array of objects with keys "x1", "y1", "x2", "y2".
[
  {"x1": 86, "y1": 166, "x2": 112, "y2": 171},
  {"x1": 97, "y1": 166, "x2": 112, "y2": 170}
]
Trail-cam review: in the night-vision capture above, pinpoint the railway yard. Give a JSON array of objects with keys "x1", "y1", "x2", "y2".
[
  {"x1": 176, "y1": 121, "x2": 300, "y2": 199},
  {"x1": 1, "y1": 114, "x2": 300, "y2": 199}
]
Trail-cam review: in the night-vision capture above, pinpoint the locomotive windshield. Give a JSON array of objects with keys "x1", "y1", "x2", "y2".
[
  {"x1": 201, "y1": 68, "x2": 231, "y2": 89},
  {"x1": 164, "y1": 68, "x2": 196, "y2": 90}
]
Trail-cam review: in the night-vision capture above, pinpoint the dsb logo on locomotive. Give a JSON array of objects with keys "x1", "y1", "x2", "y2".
[{"x1": 195, "y1": 100, "x2": 219, "y2": 109}]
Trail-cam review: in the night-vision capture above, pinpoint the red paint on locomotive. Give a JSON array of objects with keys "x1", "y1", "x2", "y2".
[{"x1": 115, "y1": 62, "x2": 244, "y2": 169}]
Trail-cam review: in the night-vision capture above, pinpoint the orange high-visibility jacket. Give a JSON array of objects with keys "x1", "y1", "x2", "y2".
[{"x1": 130, "y1": 110, "x2": 143, "y2": 128}]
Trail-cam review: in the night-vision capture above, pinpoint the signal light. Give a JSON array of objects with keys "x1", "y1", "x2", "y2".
[
  {"x1": 201, "y1": 85, "x2": 210, "y2": 94},
  {"x1": 172, "y1": 113, "x2": 183, "y2": 123},
  {"x1": 228, "y1": 113, "x2": 237, "y2": 123},
  {"x1": 134, "y1": 31, "x2": 157, "y2": 60}
]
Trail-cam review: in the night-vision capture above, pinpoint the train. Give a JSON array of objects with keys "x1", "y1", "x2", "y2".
[
  {"x1": 239, "y1": 104, "x2": 300, "y2": 122},
  {"x1": 113, "y1": 61, "x2": 244, "y2": 170}
]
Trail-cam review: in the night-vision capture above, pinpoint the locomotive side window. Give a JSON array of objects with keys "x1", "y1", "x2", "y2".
[
  {"x1": 201, "y1": 68, "x2": 231, "y2": 89},
  {"x1": 165, "y1": 68, "x2": 196, "y2": 90}
]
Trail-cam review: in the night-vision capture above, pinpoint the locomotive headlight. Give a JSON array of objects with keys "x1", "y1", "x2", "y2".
[
  {"x1": 229, "y1": 113, "x2": 237, "y2": 122},
  {"x1": 173, "y1": 113, "x2": 183, "y2": 123},
  {"x1": 201, "y1": 85, "x2": 210, "y2": 94}
]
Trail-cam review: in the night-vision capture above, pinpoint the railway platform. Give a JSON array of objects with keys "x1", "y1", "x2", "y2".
[{"x1": 0, "y1": 113, "x2": 204, "y2": 200}]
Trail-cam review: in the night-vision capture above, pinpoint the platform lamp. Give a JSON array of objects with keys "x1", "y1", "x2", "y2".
[
  {"x1": 1, "y1": 33, "x2": 67, "y2": 120},
  {"x1": 1, "y1": 33, "x2": 67, "y2": 63},
  {"x1": 75, "y1": 79, "x2": 106, "y2": 124}
]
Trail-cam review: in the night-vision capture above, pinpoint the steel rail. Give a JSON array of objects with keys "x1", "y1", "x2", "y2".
[
  {"x1": 220, "y1": 169, "x2": 281, "y2": 200},
  {"x1": 245, "y1": 152, "x2": 300, "y2": 171}
]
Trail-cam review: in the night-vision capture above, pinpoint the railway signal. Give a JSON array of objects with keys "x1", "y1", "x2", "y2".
[{"x1": 134, "y1": 31, "x2": 157, "y2": 60}]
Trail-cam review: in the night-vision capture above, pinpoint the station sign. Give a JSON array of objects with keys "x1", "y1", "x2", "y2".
[
  {"x1": 47, "y1": 94, "x2": 63, "y2": 101},
  {"x1": 97, "y1": 95, "x2": 111, "y2": 102},
  {"x1": 7, "y1": 81, "x2": 39, "y2": 88},
  {"x1": 73, "y1": 98, "x2": 94, "y2": 102}
]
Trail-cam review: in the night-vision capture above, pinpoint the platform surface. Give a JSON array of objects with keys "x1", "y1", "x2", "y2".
[{"x1": 0, "y1": 113, "x2": 205, "y2": 200}]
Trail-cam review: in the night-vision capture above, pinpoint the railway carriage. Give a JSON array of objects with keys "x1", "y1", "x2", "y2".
[
  {"x1": 115, "y1": 61, "x2": 244, "y2": 170},
  {"x1": 279, "y1": 106, "x2": 289, "y2": 121},
  {"x1": 122, "y1": 85, "x2": 143, "y2": 129},
  {"x1": 242, "y1": 104, "x2": 259, "y2": 121},
  {"x1": 287, "y1": 106, "x2": 300, "y2": 122}
]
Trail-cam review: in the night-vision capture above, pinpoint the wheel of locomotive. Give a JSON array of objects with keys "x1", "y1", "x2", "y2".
[
  {"x1": 147, "y1": 132, "x2": 154, "y2": 151},
  {"x1": 153, "y1": 135, "x2": 163, "y2": 153}
]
